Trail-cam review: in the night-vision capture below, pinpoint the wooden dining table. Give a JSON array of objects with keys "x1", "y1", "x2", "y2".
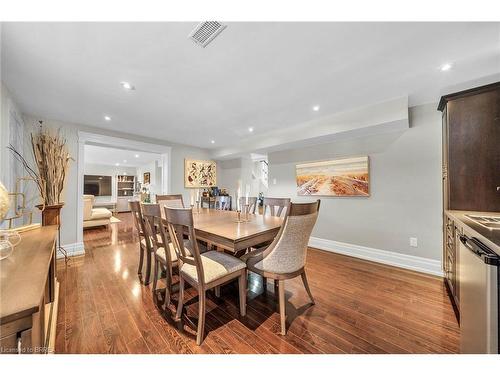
[{"x1": 192, "y1": 208, "x2": 282, "y2": 254}]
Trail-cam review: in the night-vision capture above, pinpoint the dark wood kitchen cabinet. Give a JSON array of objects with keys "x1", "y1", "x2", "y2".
[
  {"x1": 438, "y1": 82, "x2": 500, "y2": 321},
  {"x1": 438, "y1": 82, "x2": 500, "y2": 212}
]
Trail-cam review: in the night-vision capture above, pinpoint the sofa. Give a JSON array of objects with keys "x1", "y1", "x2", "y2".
[{"x1": 83, "y1": 195, "x2": 113, "y2": 228}]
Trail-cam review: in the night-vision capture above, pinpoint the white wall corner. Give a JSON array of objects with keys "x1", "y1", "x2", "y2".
[
  {"x1": 58, "y1": 242, "x2": 85, "y2": 259},
  {"x1": 308, "y1": 237, "x2": 443, "y2": 277}
]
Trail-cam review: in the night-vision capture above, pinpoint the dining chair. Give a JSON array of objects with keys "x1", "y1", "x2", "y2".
[
  {"x1": 263, "y1": 197, "x2": 291, "y2": 217},
  {"x1": 164, "y1": 206, "x2": 247, "y2": 345},
  {"x1": 141, "y1": 203, "x2": 175, "y2": 308},
  {"x1": 214, "y1": 195, "x2": 231, "y2": 210},
  {"x1": 130, "y1": 200, "x2": 153, "y2": 285},
  {"x1": 238, "y1": 196, "x2": 258, "y2": 214},
  {"x1": 242, "y1": 200, "x2": 320, "y2": 335},
  {"x1": 156, "y1": 194, "x2": 185, "y2": 213}
]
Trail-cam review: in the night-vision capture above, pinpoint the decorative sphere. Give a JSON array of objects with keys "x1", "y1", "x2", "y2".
[{"x1": 0, "y1": 182, "x2": 10, "y2": 223}]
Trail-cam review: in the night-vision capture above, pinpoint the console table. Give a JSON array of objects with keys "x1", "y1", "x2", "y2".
[{"x1": 0, "y1": 226, "x2": 59, "y2": 354}]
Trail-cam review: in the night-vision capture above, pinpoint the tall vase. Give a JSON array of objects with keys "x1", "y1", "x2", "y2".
[
  {"x1": 36, "y1": 203, "x2": 67, "y2": 261},
  {"x1": 36, "y1": 203, "x2": 64, "y2": 226}
]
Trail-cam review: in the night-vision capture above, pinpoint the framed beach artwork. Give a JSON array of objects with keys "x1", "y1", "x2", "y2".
[
  {"x1": 184, "y1": 159, "x2": 217, "y2": 188},
  {"x1": 296, "y1": 156, "x2": 369, "y2": 197}
]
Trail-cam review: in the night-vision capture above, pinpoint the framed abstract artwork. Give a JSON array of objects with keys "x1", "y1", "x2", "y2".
[
  {"x1": 184, "y1": 159, "x2": 217, "y2": 188},
  {"x1": 296, "y1": 156, "x2": 369, "y2": 197},
  {"x1": 143, "y1": 172, "x2": 150, "y2": 184}
]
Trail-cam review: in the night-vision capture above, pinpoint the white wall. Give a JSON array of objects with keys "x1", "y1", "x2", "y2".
[
  {"x1": 21, "y1": 114, "x2": 211, "y2": 248},
  {"x1": 136, "y1": 160, "x2": 162, "y2": 198},
  {"x1": 218, "y1": 156, "x2": 268, "y2": 208},
  {"x1": 266, "y1": 103, "x2": 443, "y2": 263}
]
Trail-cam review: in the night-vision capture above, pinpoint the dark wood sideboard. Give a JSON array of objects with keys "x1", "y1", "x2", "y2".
[{"x1": 0, "y1": 226, "x2": 59, "y2": 354}]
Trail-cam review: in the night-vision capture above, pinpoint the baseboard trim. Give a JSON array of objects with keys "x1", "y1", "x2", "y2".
[
  {"x1": 58, "y1": 242, "x2": 85, "y2": 259},
  {"x1": 308, "y1": 237, "x2": 443, "y2": 277}
]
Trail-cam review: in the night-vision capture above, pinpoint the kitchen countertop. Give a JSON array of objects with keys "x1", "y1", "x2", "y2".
[{"x1": 446, "y1": 210, "x2": 500, "y2": 255}]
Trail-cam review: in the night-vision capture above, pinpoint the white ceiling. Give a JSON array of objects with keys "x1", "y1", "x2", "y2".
[
  {"x1": 2, "y1": 22, "x2": 500, "y2": 151},
  {"x1": 84, "y1": 144, "x2": 161, "y2": 167}
]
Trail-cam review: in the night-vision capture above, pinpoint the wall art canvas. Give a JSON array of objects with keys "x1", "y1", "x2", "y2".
[
  {"x1": 184, "y1": 159, "x2": 217, "y2": 188},
  {"x1": 296, "y1": 156, "x2": 369, "y2": 196},
  {"x1": 143, "y1": 172, "x2": 150, "y2": 184}
]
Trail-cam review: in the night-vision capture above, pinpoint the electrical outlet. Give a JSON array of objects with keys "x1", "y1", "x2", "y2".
[{"x1": 410, "y1": 237, "x2": 418, "y2": 247}]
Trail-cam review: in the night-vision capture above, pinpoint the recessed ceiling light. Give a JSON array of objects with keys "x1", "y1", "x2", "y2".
[
  {"x1": 312, "y1": 105, "x2": 320, "y2": 111},
  {"x1": 120, "y1": 81, "x2": 135, "y2": 90},
  {"x1": 123, "y1": 160, "x2": 127, "y2": 163},
  {"x1": 134, "y1": 154, "x2": 139, "y2": 158},
  {"x1": 440, "y1": 63, "x2": 452, "y2": 72},
  {"x1": 115, "y1": 163, "x2": 120, "y2": 166},
  {"x1": 248, "y1": 127, "x2": 254, "y2": 133},
  {"x1": 211, "y1": 140, "x2": 215, "y2": 144},
  {"x1": 123, "y1": 172, "x2": 127, "y2": 175},
  {"x1": 104, "y1": 115, "x2": 111, "y2": 121}
]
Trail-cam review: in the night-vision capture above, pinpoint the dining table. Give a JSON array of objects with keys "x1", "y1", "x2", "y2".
[{"x1": 191, "y1": 208, "x2": 283, "y2": 254}]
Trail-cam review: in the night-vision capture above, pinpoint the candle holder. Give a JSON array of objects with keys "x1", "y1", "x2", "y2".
[
  {"x1": 243, "y1": 204, "x2": 250, "y2": 222},
  {"x1": 236, "y1": 210, "x2": 244, "y2": 223}
]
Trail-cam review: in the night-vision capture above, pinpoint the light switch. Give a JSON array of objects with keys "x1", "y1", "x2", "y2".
[
  {"x1": 410, "y1": 237, "x2": 418, "y2": 247},
  {"x1": 272, "y1": 178, "x2": 277, "y2": 185}
]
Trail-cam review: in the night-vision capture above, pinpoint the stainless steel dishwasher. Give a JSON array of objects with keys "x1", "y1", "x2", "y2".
[{"x1": 459, "y1": 235, "x2": 499, "y2": 354}]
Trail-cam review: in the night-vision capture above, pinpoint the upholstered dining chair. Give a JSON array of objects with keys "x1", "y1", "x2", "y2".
[
  {"x1": 129, "y1": 200, "x2": 153, "y2": 285},
  {"x1": 141, "y1": 203, "x2": 175, "y2": 308},
  {"x1": 164, "y1": 206, "x2": 247, "y2": 345},
  {"x1": 242, "y1": 200, "x2": 320, "y2": 335},
  {"x1": 262, "y1": 197, "x2": 291, "y2": 217},
  {"x1": 238, "y1": 196, "x2": 258, "y2": 214},
  {"x1": 214, "y1": 195, "x2": 231, "y2": 210}
]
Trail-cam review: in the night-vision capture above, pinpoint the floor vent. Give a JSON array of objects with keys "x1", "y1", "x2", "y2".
[{"x1": 188, "y1": 22, "x2": 227, "y2": 48}]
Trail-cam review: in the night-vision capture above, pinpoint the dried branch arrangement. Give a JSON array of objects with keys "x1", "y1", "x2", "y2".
[{"x1": 8, "y1": 121, "x2": 73, "y2": 207}]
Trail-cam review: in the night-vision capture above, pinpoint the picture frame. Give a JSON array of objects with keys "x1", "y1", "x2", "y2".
[
  {"x1": 143, "y1": 172, "x2": 150, "y2": 184},
  {"x1": 296, "y1": 156, "x2": 370, "y2": 197},
  {"x1": 184, "y1": 159, "x2": 217, "y2": 188}
]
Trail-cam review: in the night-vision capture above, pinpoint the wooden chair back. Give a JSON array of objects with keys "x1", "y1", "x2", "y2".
[
  {"x1": 263, "y1": 197, "x2": 291, "y2": 217},
  {"x1": 163, "y1": 207, "x2": 206, "y2": 285},
  {"x1": 238, "y1": 196, "x2": 258, "y2": 214},
  {"x1": 129, "y1": 200, "x2": 146, "y2": 237},
  {"x1": 214, "y1": 196, "x2": 231, "y2": 211},
  {"x1": 156, "y1": 194, "x2": 184, "y2": 207},
  {"x1": 141, "y1": 203, "x2": 165, "y2": 254}
]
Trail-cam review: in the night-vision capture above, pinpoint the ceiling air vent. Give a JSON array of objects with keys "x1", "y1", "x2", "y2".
[{"x1": 188, "y1": 21, "x2": 227, "y2": 48}]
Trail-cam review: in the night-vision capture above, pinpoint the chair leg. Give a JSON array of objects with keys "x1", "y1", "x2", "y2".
[
  {"x1": 214, "y1": 286, "x2": 221, "y2": 298},
  {"x1": 152, "y1": 258, "x2": 159, "y2": 301},
  {"x1": 278, "y1": 279, "x2": 286, "y2": 335},
  {"x1": 262, "y1": 277, "x2": 267, "y2": 293},
  {"x1": 144, "y1": 249, "x2": 152, "y2": 285},
  {"x1": 137, "y1": 246, "x2": 144, "y2": 277},
  {"x1": 175, "y1": 276, "x2": 185, "y2": 321},
  {"x1": 196, "y1": 288, "x2": 206, "y2": 345},
  {"x1": 301, "y1": 271, "x2": 315, "y2": 305},
  {"x1": 238, "y1": 270, "x2": 247, "y2": 316},
  {"x1": 274, "y1": 279, "x2": 279, "y2": 295},
  {"x1": 163, "y1": 264, "x2": 172, "y2": 310}
]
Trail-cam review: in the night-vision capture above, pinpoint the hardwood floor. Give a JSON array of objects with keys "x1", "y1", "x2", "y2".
[{"x1": 55, "y1": 213, "x2": 459, "y2": 354}]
